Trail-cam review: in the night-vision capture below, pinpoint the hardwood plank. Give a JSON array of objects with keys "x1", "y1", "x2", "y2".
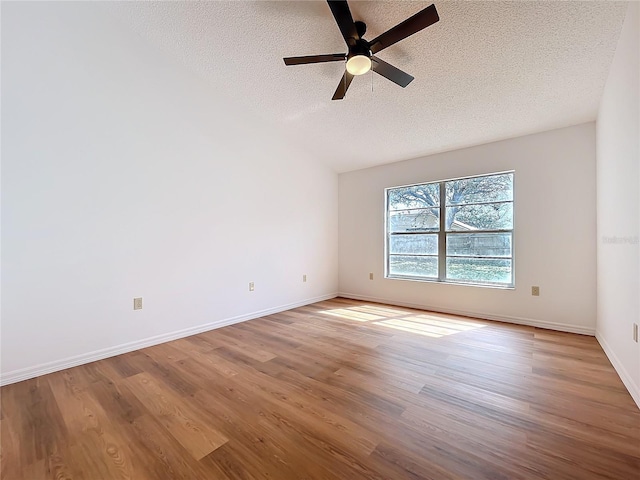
[
  {"x1": 181, "y1": 348, "x2": 242, "y2": 378},
  {"x1": 0, "y1": 416, "x2": 22, "y2": 480},
  {"x1": 126, "y1": 414, "x2": 230, "y2": 480},
  {"x1": 88, "y1": 379, "x2": 146, "y2": 424},
  {"x1": 2, "y1": 297, "x2": 639, "y2": 479},
  {"x1": 125, "y1": 352, "x2": 199, "y2": 397},
  {"x1": 8, "y1": 377, "x2": 73, "y2": 473},
  {"x1": 368, "y1": 441, "x2": 459, "y2": 480},
  {"x1": 139, "y1": 342, "x2": 190, "y2": 364},
  {"x1": 47, "y1": 372, "x2": 134, "y2": 479},
  {"x1": 209, "y1": 328, "x2": 282, "y2": 362},
  {"x1": 123, "y1": 372, "x2": 228, "y2": 460},
  {"x1": 170, "y1": 354, "x2": 381, "y2": 459}
]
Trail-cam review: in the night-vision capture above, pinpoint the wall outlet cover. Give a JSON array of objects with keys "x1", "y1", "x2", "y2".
[{"x1": 133, "y1": 297, "x2": 143, "y2": 310}]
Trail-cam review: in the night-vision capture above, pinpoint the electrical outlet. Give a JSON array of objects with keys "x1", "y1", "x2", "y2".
[
  {"x1": 634, "y1": 323, "x2": 638, "y2": 343},
  {"x1": 303, "y1": 274, "x2": 307, "y2": 282},
  {"x1": 369, "y1": 273, "x2": 374, "y2": 280},
  {"x1": 531, "y1": 286, "x2": 540, "y2": 296},
  {"x1": 249, "y1": 282, "x2": 254, "y2": 292},
  {"x1": 133, "y1": 297, "x2": 143, "y2": 310}
]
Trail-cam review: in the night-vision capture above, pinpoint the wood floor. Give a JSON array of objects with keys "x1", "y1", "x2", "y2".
[{"x1": 1, "y1": 298, "x2": 639, "y2": 480}]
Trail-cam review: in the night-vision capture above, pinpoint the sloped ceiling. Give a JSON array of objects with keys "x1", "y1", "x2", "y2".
[{"x1": 106, "y1": 1, "x2": 628, "y2": 172}]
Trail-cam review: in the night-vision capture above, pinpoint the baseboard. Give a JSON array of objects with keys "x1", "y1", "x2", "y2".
[
  {"x1": 337, "y1": 292, "x2": 596, "y2": 336},
  {"x1": 595, "y1": 332, "x2": 640, "y2": 409},
  {"x1": 0, "y1": 292, "x2": 338, "y2": 387}
]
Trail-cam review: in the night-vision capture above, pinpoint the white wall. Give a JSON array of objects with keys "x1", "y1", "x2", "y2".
[
  {"x1": 339, "y1": 123, "x2": 597, "y2": 334},
  {"x1": 1, "y1": 3, "x2": 338, "y2": 384},
  {"x1": 596, "y1": 2, "x2": 639, "y2": 408}
]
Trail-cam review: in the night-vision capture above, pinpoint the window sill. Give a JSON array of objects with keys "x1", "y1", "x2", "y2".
[{"x1": 385, "y1": 275, "x2": 515, "y2": 290}]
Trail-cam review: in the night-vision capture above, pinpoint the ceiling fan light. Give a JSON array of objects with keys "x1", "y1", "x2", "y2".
[{"x1": 346, "y1": 55, "x2": 371, "y2": 76}]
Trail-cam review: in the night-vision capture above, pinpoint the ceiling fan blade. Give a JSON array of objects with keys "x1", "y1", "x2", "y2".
[
  {"x1": 327, "y1": 1, "x2": 358, "y2": 45},
  {"x1": 369, "y1": 4, "x2": 439, "y2": 54},
  {"x1": 332, "y1": 70, "x2": 354, "y2": 100},
  {"x1": 284, "y1": 54, "x2": 346, "y2": 66},
  {"x1": 371, "y1": 56, "x2": 414, "y2": 87}
]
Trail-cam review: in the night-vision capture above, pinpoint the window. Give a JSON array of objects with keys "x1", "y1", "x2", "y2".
[{"x1": 386, "y1": 172, "x2": 514, "y2": 287}]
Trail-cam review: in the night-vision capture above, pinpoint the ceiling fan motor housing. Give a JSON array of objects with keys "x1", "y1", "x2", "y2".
[{"x1": 348, "y1": 38, "x2": 372, "y2": 60}]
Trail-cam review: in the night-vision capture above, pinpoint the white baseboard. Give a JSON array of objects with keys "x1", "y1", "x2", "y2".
[
  {"x1": 0, "y1": 293, "x2": 338, "y2": 387},
  {"x1": 337, "y1": 292, "x2": 596, "y2": 336},
  {"x1": 595, "y1": 332, "x2": 640, "y2": 410}
]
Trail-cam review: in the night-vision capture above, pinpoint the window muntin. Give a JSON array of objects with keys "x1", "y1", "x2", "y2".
[{"x1": 386, "y1": 172, "x2": 514, "y2": 287}]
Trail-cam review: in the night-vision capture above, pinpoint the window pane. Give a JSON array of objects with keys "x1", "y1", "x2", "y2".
[
  {"x1": 446, "y1": 173, "x2": 513, "y2": 206},
  {"x1": 446, "y1": 203, "x2": 513, "y2": 231},
  {"x1": 446, "y1": 257, "x2": 512, "y2": 284},
  {"x1": 388, "y1": 183, "x2": 440, "y2": 211},
  {"x1": 446, "y1": 233, "x2": 512, "y2": 257},
  {"x1": 389, "y1": 234, "x2": 438, "y2": 255},
  {"x1": 389, "y1": 255, "x2": 438, "y2": 277},
  {"x1": 389, "y1": 209, "x2": 440, "y2": 233}
]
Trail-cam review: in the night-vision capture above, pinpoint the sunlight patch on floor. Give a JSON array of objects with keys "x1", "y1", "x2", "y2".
[
  {"x1": 377, "y1": 318, "x2": 467, "y2": 336},
  {"x1": 318, "y1": 305, "x2": 487, "y2": 338},
  {"x1": 374, "y1": 317, "x2": 486, "y2": 338},
  {"x1": 348, "y1": 305, "x2": 411, "y2": 318},
  {"x1": 407, "y1": 315, "x2": 486, "y2": 331},
  {"x1": 319, "y1": 308, "x2": 385, "y2": 322},
  {"x1": 373, "y1": 321, "x2": 444, "y2": 338}
]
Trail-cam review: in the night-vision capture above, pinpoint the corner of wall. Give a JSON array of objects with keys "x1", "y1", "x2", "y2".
[{"x1": 595, "y1": 331, "x2": 640, "y2": 408}]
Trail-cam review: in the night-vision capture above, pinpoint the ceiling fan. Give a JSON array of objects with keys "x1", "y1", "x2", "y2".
[{"x1": 283, "y1": 1, "x2": 439, "y2": 100}]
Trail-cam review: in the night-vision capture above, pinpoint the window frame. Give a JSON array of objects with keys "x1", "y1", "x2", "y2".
[{"x1": 384, "y1": 171, "x2": 515, "y2": 288}]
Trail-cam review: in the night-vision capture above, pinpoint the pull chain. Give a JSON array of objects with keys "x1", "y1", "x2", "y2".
[{"x1": 371, "y1": 66, "x2": 373, "y2": 93}]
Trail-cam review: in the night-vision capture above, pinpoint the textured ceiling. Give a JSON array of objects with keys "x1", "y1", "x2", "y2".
[{"x1": 105, "y1": 1, "x2": 627, "y2": 172}]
